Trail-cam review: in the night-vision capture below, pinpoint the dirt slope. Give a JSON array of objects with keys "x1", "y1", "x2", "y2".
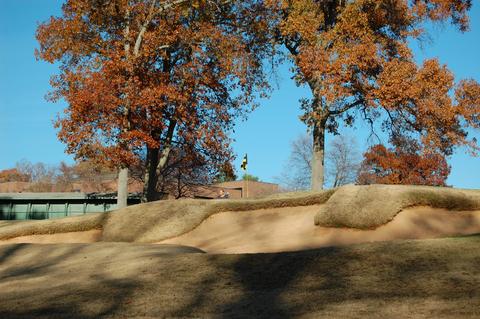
[
  {"x1": 1, "y1": 230, "x2": 102, "y2": 244},
  {"x1": 0, "y1": 190, "x2": 334, "y2": 242},
  {"x1": 2, "y1": 185, "x2": 480, "y2": 245},
  {"x1": 160, "y1": 206, "x2": 480, "y2": 253},
  {"x1": 2, "y1": 185, "x2": 480, "y2": 253},
  {"x1": 1, "y1": 236, "x2": 479, "y2": 318},
  {"x1": 5, "y1": 206, "x2": 480, "y2": 253}
]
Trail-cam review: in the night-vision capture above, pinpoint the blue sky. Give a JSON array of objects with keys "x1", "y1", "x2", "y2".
[{"x1": 1, "y1": 1, "x2": 479, "y2": 188}]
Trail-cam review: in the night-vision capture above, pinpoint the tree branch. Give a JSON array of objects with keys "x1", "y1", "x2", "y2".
[
  {"x1": 134, "y1": 0, "x2": 233, "y2": 56},
  {"x1": 134, "y1": 0, "x2": 158, "y2": 56},
  {"x1": 361, "y1": 107, "x2": 381, "y2": 144},
  {"x1": 328, "y1": 99, "x2": 364, "y2": 116}
]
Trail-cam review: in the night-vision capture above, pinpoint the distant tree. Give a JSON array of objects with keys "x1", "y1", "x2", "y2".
[
  {"x1": 357, "y1": 137, "x2": 450, "y2": 186},
  {"x1": 0, "y1": 169, "x2": 30, "y2": 183},
  {"x1": 54, "y1": 162, "x2": 76, "y2": 192},
  {"x1": 242, "y1": 174, "x2": 260, "y2": 182},
  {"x1": 1, "y1": 160, "x2": 118, "y2": 193},
  {"x1": 325, "y1": 136, "x2": 360, "y2": 188},
  {"x1": 155, "y1": 146, "x2": 234, "y2": 199},
  {"x1": 11, "y1": 160, "x2": 57, "y2": 192},
  {"x1": 56, "y1": 160, "x2": 117, "y2": 192},
  {"x1": 36, "y1": 0, "x2": 274, "y2": 204},
  {"x1": 214, "y1": 162, "x2": 237, "y2": 183},
  {"x1": 276, "y1": 134, "x2": 312, "y2": 191},
  {"x1": 266, "y1": 0, "x2": 480, "y2": 190},
  {"x1": 277, "y1": 134, "x2": 360, "y2": 190},
  {"x1": 15, "y1": 160, "x2": 56, "y2": 184}
]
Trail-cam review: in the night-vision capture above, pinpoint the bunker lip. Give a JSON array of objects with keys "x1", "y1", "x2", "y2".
[
  {"x1": 3, "y1": 185, "x2": 480, "y2": 244},
  {"x1": 158, "y1": 205, "x2": 480, "y2": 253},
  {"x1": 3, "y1": 205, "x2": 480, "y2": 254},
  {"x1": 0, "y1": 229, "x2": 103, "y2": 245},
  {"x1": 0, "y1": 190, "x2": 334, "y2": 242}
]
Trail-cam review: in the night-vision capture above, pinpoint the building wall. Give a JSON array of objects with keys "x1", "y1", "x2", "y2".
[
  {"x1": 0, "y1": 193, "x2": 141, "y2": 220},
  {"x1": 216, "y1": 181, "x2": 279, "y2": 198},
  {"x1": 0, "y1": 182, "x2": 31, "y2": 193}
]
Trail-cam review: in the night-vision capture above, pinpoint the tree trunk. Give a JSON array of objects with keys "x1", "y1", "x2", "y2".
[
  {"x1": 117, "y1": 167, "x2": 129, "y2": 208},
  {"x1": 141, "y1": 145, "x2": 173, "y2": 202},
  {"x1": 141, "y1": 120, "x2": 176, "y2": 202},
  {"x1": 311, "y1": 121, "x2": 326, "y2": 191},
  {"x1": 142, "y1": 147, "x2": 160, "y2": 202},
  {"x1": 117, "y1": 8, "x2": 131, "y2": 210}
]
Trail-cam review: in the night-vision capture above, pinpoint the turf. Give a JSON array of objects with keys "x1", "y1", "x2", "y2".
[
  {"x1": 3, "y1": 184, "x2": 480, "y2": 242},
  {"x1": 0, "y1": 190, "x2": 334, "y2": 242},
  {"x1": 314, "y1": 184, "x2": 480, "y2": 229},
  {"x1": 1, "y1": 235, "x2": 479, "y2": 318}
]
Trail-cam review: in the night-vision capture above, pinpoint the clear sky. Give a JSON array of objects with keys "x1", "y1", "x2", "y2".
[{"x1": 1, "y1": 1, "x2": 479, "y2": 188}]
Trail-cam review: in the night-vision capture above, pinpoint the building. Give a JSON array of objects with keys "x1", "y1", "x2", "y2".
[
  {"x1": 0, "y1": 180, "x2": 279, "y2": 220},
  {"x1": 0, "y1": 192, "x2": 141, "y2": 220},
  {"x1": 214, "y1": 180, "x2": 279, "y2": 199}
]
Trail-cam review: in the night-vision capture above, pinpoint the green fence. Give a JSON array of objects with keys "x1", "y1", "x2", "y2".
[{"x1": 0, "y1": 193, "x2": 141, "y2": 220}]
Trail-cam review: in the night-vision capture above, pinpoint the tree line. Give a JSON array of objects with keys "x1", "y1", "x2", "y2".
[
  {"x1": 0, "y1": 160, "x2": 115, "y2": 192},
  {"x1": 34, "y1": 0, "x2": 479, "y2": 203},
  {"x1": 278, "y1": 134, "x2": 450, "y2": 191},
  {"x1": 0, "y1": 156, "x2": 237, "y2": 197}
]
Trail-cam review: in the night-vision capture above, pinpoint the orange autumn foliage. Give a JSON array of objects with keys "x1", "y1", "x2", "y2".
[
  {"x1": 265, "y1": 0, "x2": 479, "y2": 189},
  {"x1": 0, "y1": 169, "x2": 30, "y2": 183},
  {"x1": 358, "y1": 138, "x2": 451, "y2": 186},
  {"x1": 35, "y1": 0, "x2": 274, "y2": 200}
]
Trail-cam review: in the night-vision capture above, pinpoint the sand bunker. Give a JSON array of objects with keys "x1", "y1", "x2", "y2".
[
  {"x1": 0, "y1": 229, "x2": 102, "y2": 245},
  {"x1": 2, "y1": 203, "x2": 480, "y2": 253},
  {"x1": 159, "y1": 206, "x2": 480, "y2": 253}
]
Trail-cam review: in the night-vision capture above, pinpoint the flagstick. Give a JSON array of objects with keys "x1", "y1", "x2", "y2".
[
  {"x1": 246, "y1": 168, "x2": 249, "y2": 199},
  {"x1": 241, "y1": 154, "x2": 249, "y2": 199}
]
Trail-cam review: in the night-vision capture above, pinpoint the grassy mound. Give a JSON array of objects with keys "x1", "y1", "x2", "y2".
[
  {"x1": 314, "y1": 184, "x2": 480, "y2": 229},
  {"x1": 0, "y1": 214, "x2": 107, "y2": 241},
  {"x1": 3, "y1": 184, "x2": 480, "y2": 243},
  {"x1": 0, "y1": 190, "x2": 334, "y2": 242},
  {"x1": 1, "y1": 235, "x2": 479, "y2": 318},
  {"x1": 101, "y1": 189, "x2": 334, "y2": 242}
]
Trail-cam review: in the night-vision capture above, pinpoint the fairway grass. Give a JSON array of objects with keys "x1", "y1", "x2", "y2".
[
  {"x1": 2, "y1": 185, "x2": 480, "y2": 318},
  {"x1": 1, "y1": 235, "x2": 479, "y2": 318}
]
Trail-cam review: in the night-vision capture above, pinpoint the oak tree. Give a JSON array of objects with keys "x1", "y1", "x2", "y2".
[
  {"x1": 357, "y1": 136, "x2": 450, "y2": 186},
  {"x1": 36, "y1": 0, "x2": 273, "y2": 203},
  {"x1": 267, "y1": 0, "x2": 480, "y2": 190},
  {"x1": 142, "y1": 144, "x2": 236, "y2": 199}
]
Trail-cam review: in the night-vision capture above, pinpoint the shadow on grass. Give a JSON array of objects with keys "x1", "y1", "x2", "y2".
[
  {"x1": 172, "y1": 236, "x2": 480, "y2": 318},
  {"x1": 1, "y1": 235, "x2": 480, "y2": 318},
  {"x1": 216, "y1": 247, "x2": 347, "y2": 318},
  {"x1": 0, "y1": 243, "x2": 140, "y2": 319}
]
